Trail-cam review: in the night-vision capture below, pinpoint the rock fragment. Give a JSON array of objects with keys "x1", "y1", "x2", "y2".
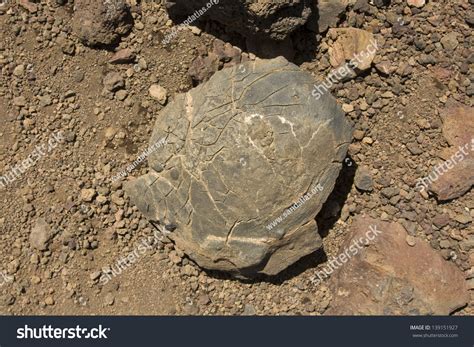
[
  {"x1": 313, "y1": 0, "x2": 355, "y2": 33},
  {"x1": 407, "y1": 0, "x2": 425, "y2": 8},
  {"x1": 103, "y1": 72, "x2": 124, "y2": 92},
  {"x1": 327, "y1": 217, "x2": 469, "y2": 315},
  {"x1": 148, "y1": 85, "x2": 168, "y2": 105},
  {"x1": 429, "y1": 106, "x2": 474, "y2": 201},
  {"x1": 109, "y1": 49, "x2": 135, "y2": 64},
  {"x1": 328, "y1": 28, "x2": 378, "y2": 72},
  {"x1": 29, "y1": 219, "x2": 53, "y2": 251},
  {"x1": 72, "y1": 0, "x2": 132, "y2": 47},
  {"x1": 80, "y1": 188, "x2": 97, "y2": 202},
  {"x1": 354, "y1": 166, "x2": 373, "y2": 192}
]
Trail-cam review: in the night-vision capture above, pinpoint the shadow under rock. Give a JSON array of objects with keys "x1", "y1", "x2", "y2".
[{"x1": 164, "y1": 0, "x2": 322, "y2": 65}]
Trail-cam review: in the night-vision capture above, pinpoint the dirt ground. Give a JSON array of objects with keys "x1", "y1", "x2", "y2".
[{"x1": 0, "y1": 0, "x2": 472, "y2": 315}]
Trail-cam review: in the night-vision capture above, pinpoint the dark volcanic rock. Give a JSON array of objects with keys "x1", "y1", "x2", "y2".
[
  {"x1": 125, "y1": 57, "x2": 352, "y2": 277},
  {"x1": 165, "y1": 0, "x2": 312, "y2": 41}
]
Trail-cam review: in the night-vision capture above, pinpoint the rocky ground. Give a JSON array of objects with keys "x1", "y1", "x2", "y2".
[{"x1": 0, "y1": 0, "x2": 473, "y2": 315}]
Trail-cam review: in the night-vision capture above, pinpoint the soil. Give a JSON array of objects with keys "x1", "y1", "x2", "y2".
[{"x1": 0, "y1": 0, "x2": 472, "y2": 315}]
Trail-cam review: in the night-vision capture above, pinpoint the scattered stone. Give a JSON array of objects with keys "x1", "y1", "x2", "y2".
[
  {"x1": 188, "y1": 40, "x2": 243, "y2": 84},
  {"x1": 13, "y1": 64, "x2": 25, "y2": 77},
  {"x1": 327, "y1": 217, "x2": 469, "y2": 315},
  {"x1": 104, "y1": 292, "x2": 115, "y2": 306},
  {"x1": 429, "y1": 106, "x2": 474, "y2": 201},
  {"x1": 38, "y1": 95, "x2": 52, "y2": 107},
  {"x1": 432, "y1": 214, "x2": 450, "y2": 228},
  {"x1": 109, "y1": 49, "x2": 135, "y2": 64},
  {"x1": 19, "y1": 0, "x2": 38, "y2": 13},
  {"x1": 353, "y1": 129, "x2": 365, "y2": 140},
  {"x1": 29, "y1": 218, "x2": 53, "y2": 251},
  {"x1": 197, "y1": 294, "x2": 211, "y2": 306},
  {"x1": 73, "y1": 70, "x2": 85, "y2": 83},
  {"x1": 342, "y1": 103, "x2": 354, "y2": 113},
  {"x1": 407, "y1": 0, "x2": 425, "y2": 8},
  {"x1": 126, "y1": 57, "x2": 352, "y2": 277},
  {"x1": 80, "y1": 188, "x2": 97, "y2": 202},
  {"x1": 455, "y1": 214, "x2": 472, "y2": 225},
  {"x1": 242, "y1": 303, "x2": 256, "y2": 315},
  {"x1": 405, "y1": 235, "x2": 416, "y2": 247},
  {"x1": 312, "y1": 0, "x2": 354, "y2": 33},
  {"x1": 13, "y1": 96, "x2": 26, "y2": 107},
  {"x1": 103, "y1": 72, "x2": 124, "y2": 92},
  {"x1": 328, "y1": 28, "x2": 377, "y2": 72},
  {"x1": 148, "y1": 84, "x2": 168, "y2": 105},
  {"x1": 354, "y1": 166, "x2": 373, "y2": 192},
  {"x1": 440, "y1": 33, "x2": 459, "y2": 51},
  {"x1": 115, "y1": 90, "x2": 128, "y2": 101},
  {"x1": 189, "y1": 26, "x2": 202, "y2": 35},
  {"x1": 61, "y1": 40, "x2": 76, "y2": 55}
]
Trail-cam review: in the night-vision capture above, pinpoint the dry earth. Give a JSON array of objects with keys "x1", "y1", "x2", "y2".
[{"x1": 0, "y1": 0, "x2": 473, "y2": 315}]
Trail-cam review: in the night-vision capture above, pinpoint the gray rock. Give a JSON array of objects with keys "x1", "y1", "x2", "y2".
[
  {"x1": 312, "y1": 0, "x2": 355, "y2": 33},
  {"x1": 165, "y1": 0, "x2": 312, "y2": 41},
  {"x1": 29, "y1": 218, "x2": 53, "y2": 251},
  {"x1": 103, "y1": 72, "x2": 124, "y2": 92},
  {"x1": 125, "y1": 57, "x2": 351, "y2": 277},
  {"x1": 242, "y1": 303, "x2": 256, "y2": 315},
  {"x1": 354, "y1": 166, "x2": 373, "y2": 192}
]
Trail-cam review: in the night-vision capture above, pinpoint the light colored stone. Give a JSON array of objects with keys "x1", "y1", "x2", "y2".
[
  {"x1": 29, "y1": 218, "x2": 53, "y2": 251},
  {"x1": 328, "y1": 28, "x2": 377, "y2": 71},
  {"x1": 407, "y1": 0, "x2": 425, "y2": 8},
  {"x1": 80, "y1": 188, "x2": 96, "y2": 202},
  {"x1": 148, "y1": 84, "x2": 168, "y2": 105}
]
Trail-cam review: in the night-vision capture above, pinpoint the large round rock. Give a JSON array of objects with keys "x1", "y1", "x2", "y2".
[{"x1": 125, "y1": 57, "x2": 352, "y2": 277}]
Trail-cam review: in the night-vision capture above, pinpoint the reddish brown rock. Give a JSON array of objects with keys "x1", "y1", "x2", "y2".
[
  {"x1": 19, "y1": 0, "x2": 38, "y2": 13},
  {"x1": 328, "y1": 28, "x2": 378, "y2": 72},
  {"x1": 188, "y1": 40, "x2": 243, "y2": 85},
  {"x1": 326, "y1": 217, "x2": 469, "y2": 315},
  {"x1": 429, "y1": 106, "x2": 474, "y2": 201},
  {"x1": 109, "y1": 49, "x2": 135, "y2": 64}
]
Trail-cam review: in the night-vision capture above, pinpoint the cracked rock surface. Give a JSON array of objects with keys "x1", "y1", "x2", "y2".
[{"x1": 125, "y1": 57, "x2": 352, "y2": 277}]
